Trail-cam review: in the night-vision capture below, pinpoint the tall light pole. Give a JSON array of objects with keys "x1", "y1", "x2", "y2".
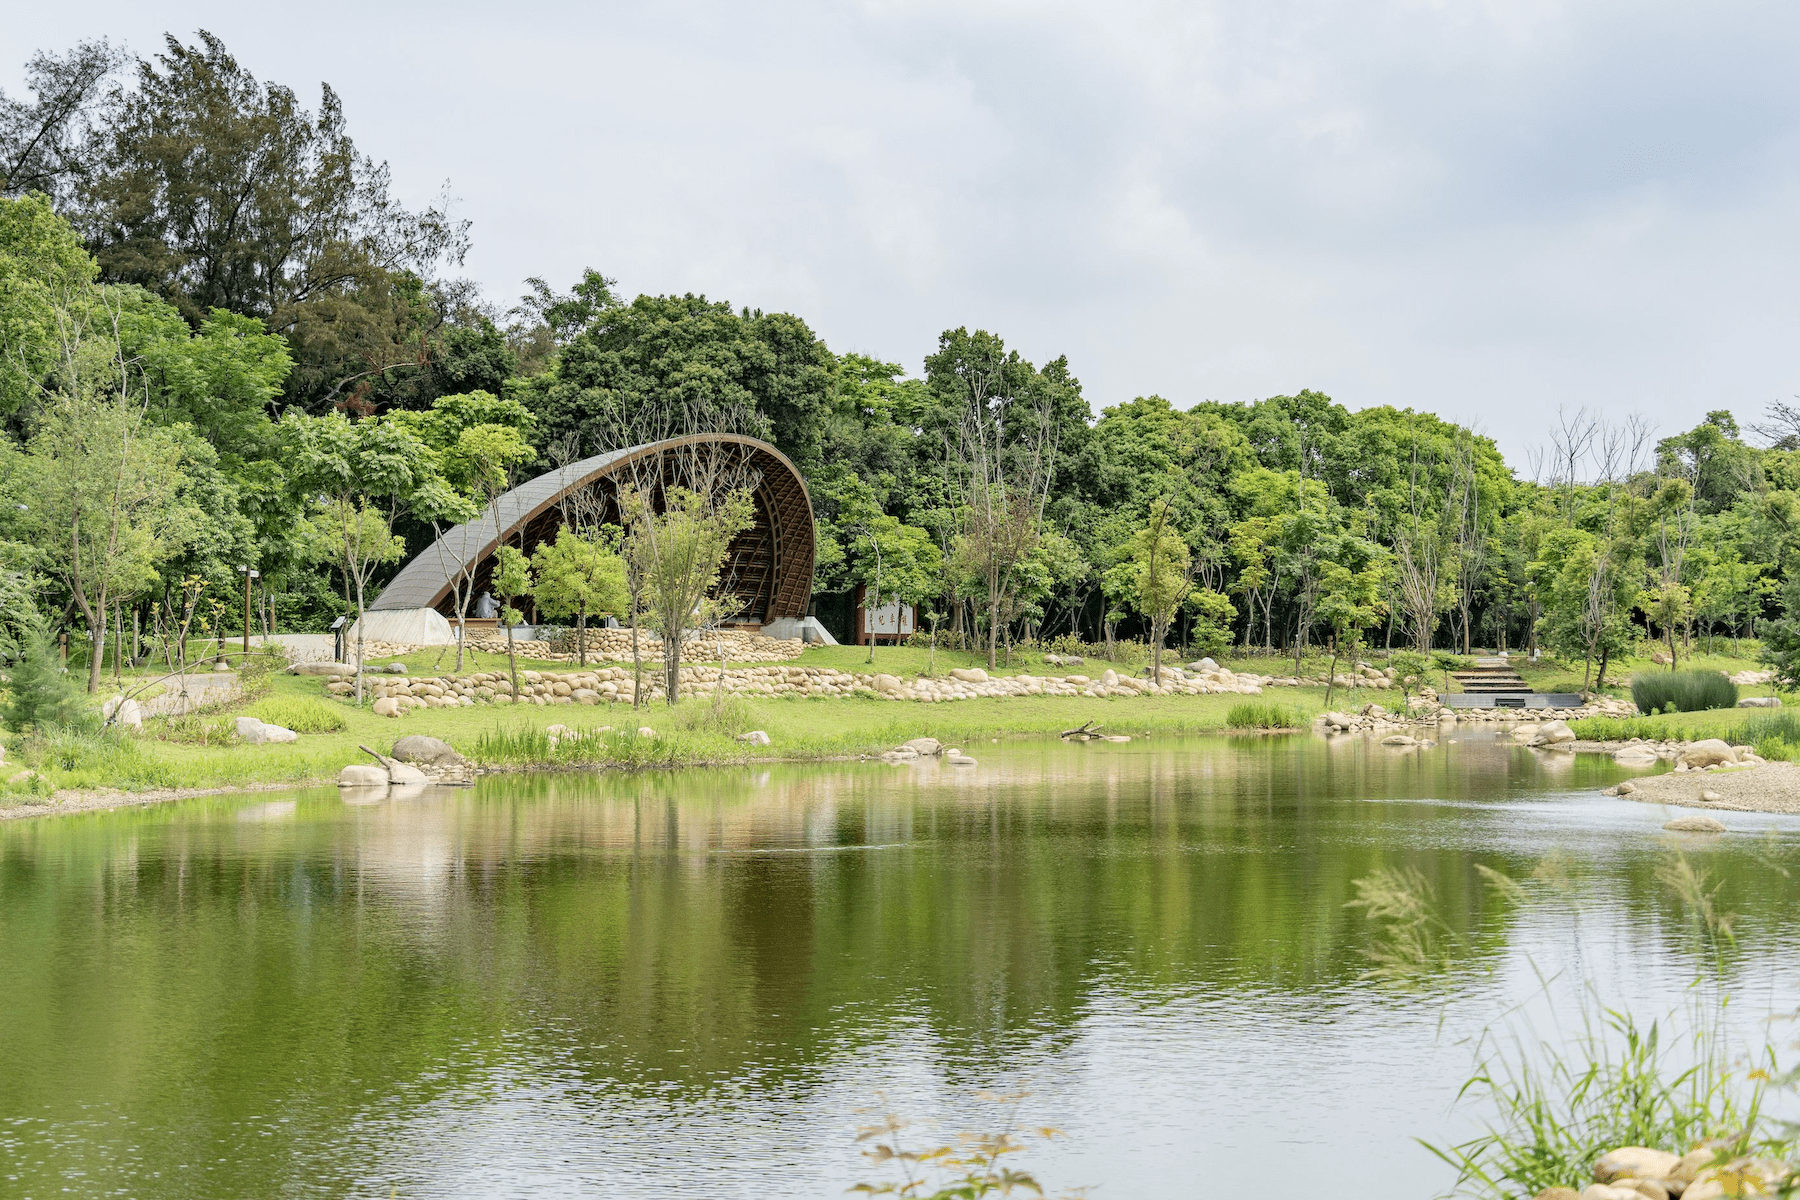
[{"x1": 236, "y1": 565, "x2": 260, "y2": 655}]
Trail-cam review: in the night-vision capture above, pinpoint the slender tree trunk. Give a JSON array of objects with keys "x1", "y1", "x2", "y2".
[
  {"x1": 630, "y1": 607, "x2": 644, "y2": 709},
  {"x1": 87, "y1": 583, "x2": 107, "y2": 695},
  {"x1": 577, "y1": 608, "x2": 588, "y2": 667},
  {"x1": 505, "y1": 620, "x2": 519, "y2": 699},
  {"x1": 987, "y1": 578, "x2": 1000, "y2": 671},
  {"x1": 1324, "y1": 634, "x2": 1340, "y2": 709},
  {"x1": 352, "y1": 566, "x2": 368, "y2": 705}
]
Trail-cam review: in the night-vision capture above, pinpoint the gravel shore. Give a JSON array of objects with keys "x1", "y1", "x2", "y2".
[{"x1": 1613, "y1": 760, "x2": 1800, "y2": 815}]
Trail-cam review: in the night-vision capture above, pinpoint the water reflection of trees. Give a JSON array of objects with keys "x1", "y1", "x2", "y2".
[{"x1": 1, "y1": 737, "x2": 1796, "y2": 1196}]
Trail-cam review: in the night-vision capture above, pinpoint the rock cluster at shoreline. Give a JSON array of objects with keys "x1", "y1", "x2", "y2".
[
  {"x1": 316, "y1": 660, "x2": 1284, "y2": 713},
  {"x1": 1536, "y1": 1142, "x2": 1789, "y2": 1199}
]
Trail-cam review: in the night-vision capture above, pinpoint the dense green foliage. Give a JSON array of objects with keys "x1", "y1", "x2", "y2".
[
  {"x1": 1629, "y1": 670, "x2": 1738, "y2": 715},
  {"x1": 2, "y1": 31, "x2": 1798, "y2": 691}
]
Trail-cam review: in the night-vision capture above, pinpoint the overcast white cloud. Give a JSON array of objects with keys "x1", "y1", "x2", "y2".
[{"x1": 8, "y1": 0, "x2": 1797, "y2": 460}]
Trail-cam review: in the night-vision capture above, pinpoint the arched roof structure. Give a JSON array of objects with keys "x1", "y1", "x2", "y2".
[{"x1": 370, "y1": 434, "x2": 816, "y2": 625}]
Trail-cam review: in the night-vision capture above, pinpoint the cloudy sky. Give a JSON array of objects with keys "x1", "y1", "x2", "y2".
[{"x1": 9, "y1": 0, "x2": 1798, "y2": 462}]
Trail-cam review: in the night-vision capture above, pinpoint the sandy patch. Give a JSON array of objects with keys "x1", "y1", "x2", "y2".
[{"x1": 0, "y1": 778, "x2": 330, "y2": 822}]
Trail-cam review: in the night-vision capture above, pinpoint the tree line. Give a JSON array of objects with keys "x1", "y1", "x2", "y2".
[{"x1": 4, "y1": 32, "x2": 1799, "y2": 694}]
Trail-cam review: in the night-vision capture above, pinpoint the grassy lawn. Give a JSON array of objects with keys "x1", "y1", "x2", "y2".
[
  {"x1": 0, "y1": 659, "x2": 1340, "y2": 803},
  {"x1": 11, "y1": 636, "x2": 1772, "y2": 805}
]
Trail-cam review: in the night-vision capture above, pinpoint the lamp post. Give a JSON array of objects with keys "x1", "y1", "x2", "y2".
[{"x1": 236, "y1": 565, "x2": 260, "y2": 655}]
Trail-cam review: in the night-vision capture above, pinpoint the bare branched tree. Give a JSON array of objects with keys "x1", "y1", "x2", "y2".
[
  {"x1": 1748, "y1": 398, "x2": 1800, "y2": 450},
  {"x1": 948, "y1": 367, "x2": 1061, "y2": 671}
]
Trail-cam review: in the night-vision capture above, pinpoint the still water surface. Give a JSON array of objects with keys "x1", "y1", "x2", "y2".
[{"x1": 2, "y1": 733, "x2": 1798, "y2": 1198}]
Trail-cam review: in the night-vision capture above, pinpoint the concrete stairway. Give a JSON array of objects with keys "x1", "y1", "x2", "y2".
[{"x1": 1451, "y1": 657, "x2": 1531, "y2": 694}]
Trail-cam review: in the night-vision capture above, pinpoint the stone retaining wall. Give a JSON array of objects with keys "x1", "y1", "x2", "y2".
[{"x1": 320, "y1": 660, "x2": 1281, "y2": 714}]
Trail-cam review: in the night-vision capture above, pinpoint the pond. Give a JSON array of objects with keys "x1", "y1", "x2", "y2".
[{"x1": 2, "y1": 732, "x2": 1797, "y2": 1199}]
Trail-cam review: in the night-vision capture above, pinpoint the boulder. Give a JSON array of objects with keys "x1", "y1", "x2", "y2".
[
  {"x1": 1100, "y1": 669, "x2": 1120, "y2": 688},
  {"x1": 386, "y1": 760, "x2": 429, "y2": 785},
  {"x1": 1379, "y1": 734, "x2": 1416, "y2": 746},
  {"x1": 1595, "y1": 1149, "x2": 1681, "y2": 1185},
  {"x1": 392, "y1": 735, "x2": 461, "y2": 765},
  {"x1": 120, "y1": 697, "x2": 143, "y2": 731},
  {"x1": 1664, "y1": 815, "x2": 1727, "y2": 833},
  {"x1": 1192, "y1": 657, "x2": 1219, "y2": 672},
  {"x1": 1533, "y1": 1190, "x2": 1582, "y2": 1200},
  {"x1": 1700, "y1": 789, "x2": 1723, "y2": 802},
  {"x1": 1678, "y1": 739, "x2": 1736, "y2": 768},
  {"x1": 572, "y1": 688, "x2": 600, "y2": 704},
  {"x1": 736, "y1": 730, "x2": 772, "y2": 745},
  {"x1": 337, "y1": 764, "x2": 388, "y2": 788},
  {"x1": 1531, "y1": 721, "x2": 1576, "y2": 747},
  {"x1": 371, "y1": 696, "x2": 403, "y2": 718},
  {"x1": 1323, "y1": 711, "x2": 1356, "y2": 730},
  {"x1": 885, "y1": 744, "x2": 919, "y2": 760},
  {"x1": 1613, "y1": 748, "x2": 1658, "y2": 764},
  {"x1": 289, "y1": 662, "x2": 354, "y2": 675},
  {"x1": 233, "y1": 716, "x2": 264, "y2": 739},
  {"x1": 902, "y1": 737, "x2": 942, "y2": 757},
  {"x1": 245, "y1": 722, "x2": 298, "y2": 745},
  {"x1": 1616, "y1": 781, "x2": 1637, "y2": 795},
  {"x1": 637, "y1": 726, "x2": 656, "y2": 738},
  {"x1": 102, "y1": 695, "x2": 143, "y2": 732},
  {"x1": 1737, "y1": 696, "x2": 1781, "y2": 708},
  {"x1": 384, "y1": 662, "x2": 408, "y2": 674},
  {"x1": 946, "y1": 754, "x2": 977, "y2": 766},
  {"x1": 872, "y1": 673, "x2": 904, "y2": 694},
  {"x1": 950, "y1": 667, "x2": 988, "y2": 683}
]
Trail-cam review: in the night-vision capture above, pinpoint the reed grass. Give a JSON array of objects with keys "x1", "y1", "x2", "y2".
[
  {"x1": 1224, "y1": 701, "x2": 1304, "y2": 729},
  {"x1": 1630, "y1": 670, "x2": 1738, "y2": 715},
  {"x1": 1413, "y1": 850, "x2": 1789, "y2": 1198}
]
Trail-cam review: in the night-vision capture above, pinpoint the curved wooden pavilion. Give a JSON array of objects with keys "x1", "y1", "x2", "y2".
[{"x1": 369, "y1": 434, "x2": 816, "y2": 626}]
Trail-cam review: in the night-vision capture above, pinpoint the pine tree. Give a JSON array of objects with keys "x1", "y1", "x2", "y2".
[{"x1": 2, "y1": 625, "x2": 93, "y2": 732}]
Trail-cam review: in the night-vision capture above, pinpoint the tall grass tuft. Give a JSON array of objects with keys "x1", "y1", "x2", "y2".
[
  {"x1": 669, "y1": 694, "x2": 754, "y2": 737},
  {"x1": 1422, "y1": 850, "x2": 1784, "y2": 1198},
  {"x1": 1225, "y1": 701, "x2": 1304, "y2": 730},
  {"x1": 471, "y1": 722, "x2": 715, "y2": 770},
  {"x1": 1630, "y1": 670, "x2": 1737, "y2": 715},
  {"x1": 246, "y1": 696, "x2": 347, "y2": 734},
  {"x1": 1427, "y1": 1012, "x2": 1766, "y2": 1198},
  {"x1": 1567, "y1": 709, "x2": 1800, "y2": 760},
  {"x1": 16, "y1": 727, "x2": 178, "y2": 790}
]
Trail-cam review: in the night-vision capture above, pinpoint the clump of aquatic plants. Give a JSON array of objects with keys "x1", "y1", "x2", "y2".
[
  {"x1": 1224, "y1": 701, "x2": 1303, "y2": 730},
  {"x1": 852, "y1": 1093, "x2": 1073, "y2": 1199},
  {"x1": 1354, "y1": 848, "x2": 1800, "y2": 1199},
  {"x1": 471, "y1": 722, "x2": 716, "y2": 769}
]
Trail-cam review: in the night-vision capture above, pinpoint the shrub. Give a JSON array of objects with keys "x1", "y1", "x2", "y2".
[
  {"x1": 234, "y1": 645, "x2": 286, "y2": 702},
  {"x1": 2, "y1": 626, "x2": 96, "y2": 733},
  {"x1": 1630, "y1": 670, "x2": 1737, "y2": 715},
  {"x1": 146, "y1": 714, "x2": 236, "y2": 745},
  {"x1": 1225, "y1": 701, "x2": 1303, "y2": 729},
  {"x1": 247, "y1": 696, "x2": 347, "y2": 733},
  {"x1": 668, "y1": 694, "x2": 753, "y2": 737}
]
